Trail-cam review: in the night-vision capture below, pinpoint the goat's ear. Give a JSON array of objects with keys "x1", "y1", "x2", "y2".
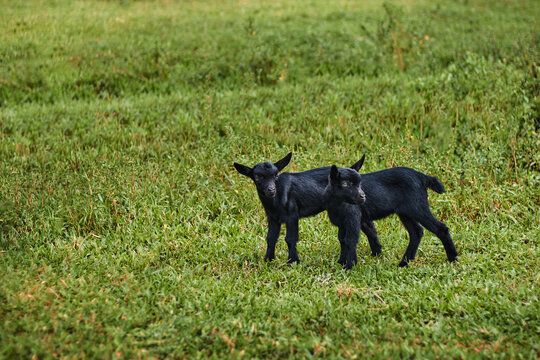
[
  {"x1": 351, "y1": 154, "x2": 365, "y2": 172},
  {"x1": 234, "y1": 162, "x2": 253, "y2": 178},
  {"x1": 329, "y1": 165, "x2": 340, "y2": 184},
  {"x1": 274, "y1": 152, "x2": 292, "y2": 172}
]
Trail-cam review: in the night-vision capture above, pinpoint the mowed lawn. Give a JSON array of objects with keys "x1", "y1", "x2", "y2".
[{"x1": 0, "y1": 0, "x2": 538, "y2": 358}]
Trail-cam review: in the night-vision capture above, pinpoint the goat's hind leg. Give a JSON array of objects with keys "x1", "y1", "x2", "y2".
[
  {"x1": 413, "y1": 211, "x2": 458, "y2": 263},
  {"x1": 361, "y1": 220, "x2": 382, "y2": 256},
  {"x1": 398, "y1": 215, "x2": 424, "y2": 267}
]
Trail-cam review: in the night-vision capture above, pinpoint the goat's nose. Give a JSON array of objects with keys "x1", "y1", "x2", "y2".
[
  {"x1": 265, "y1": 187, "x2": 276, "y2": 197},
  {"x1": 358, "y1": 192, "x2": 366, "y2": 204}
]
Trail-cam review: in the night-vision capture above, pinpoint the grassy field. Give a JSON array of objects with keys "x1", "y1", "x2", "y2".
[{"x1": 1, "y1": 0, "x2": 539, "y2": 358}]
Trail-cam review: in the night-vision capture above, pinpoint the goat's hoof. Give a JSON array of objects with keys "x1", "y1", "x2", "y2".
[
  {"x1": 448, "y1": 256, "x2": 458, "y2": 263},
  {"x1": 264, "y1": 256, "x2": 275, "y2": 262},
  {"x1": 371, "y1": 250, "x2": 382, "y2": 257},
  {"x1": 286, "y1": 258, "x2": 300, "y2": 265},
  {"x1": 398, "y1": 260, "x2": 409, "y2": 267}
]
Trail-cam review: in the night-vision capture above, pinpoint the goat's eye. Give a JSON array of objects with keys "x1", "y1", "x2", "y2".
[
  {"x1": 254, "y1": 175, "x2": 261, "y2": 181},
  {"x1": 340, "y1": 181, "x2": 350, "y2": 188},
  {"x1": 274, "y1": 174, "x2": 279, "y2": 180}
]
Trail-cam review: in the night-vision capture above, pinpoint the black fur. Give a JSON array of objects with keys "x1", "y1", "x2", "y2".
[
  {"x1": 324, "y1": 159, "x2": 459, "y2": 268},
  {"x1": 234, "y1": 153, "x2": 332, "y2": 263},
  {"x1": 324, "y1": 162, "x2": 367, "y2": 269}
]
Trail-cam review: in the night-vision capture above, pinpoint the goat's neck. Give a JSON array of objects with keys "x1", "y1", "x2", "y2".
[{"x1": 258, "y1": 191, "x2": 278, "y2": 209}]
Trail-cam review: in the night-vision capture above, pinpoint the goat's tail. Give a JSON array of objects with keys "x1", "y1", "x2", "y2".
[{"x1": 424, "y1": 174, "x2": 445, "y2": 194}]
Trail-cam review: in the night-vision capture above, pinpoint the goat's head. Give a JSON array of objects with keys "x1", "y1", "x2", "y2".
[
  {"x1": 326, "y1": 155, "x2": 366, "y2": 205},
  {"x1": 233, "y1": 152, "x2": 292, "y2": 198}
]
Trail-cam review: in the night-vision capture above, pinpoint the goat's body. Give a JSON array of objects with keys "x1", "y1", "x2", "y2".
[
  {"x1": 258, "y1": 166, "x2": 333, "y2": 262},
  {"x1": 326, "y1": 166, "x2": 458, "y2": 267},
  {"x1": 361, "y1": 167, "x2": 441, "y2": 221},
  {"x1": 234, "y1": 152, "x2": 336, "y2": 264},
  {"x1": 265, "y1": 167, "x2": 331, "y2": 221}
]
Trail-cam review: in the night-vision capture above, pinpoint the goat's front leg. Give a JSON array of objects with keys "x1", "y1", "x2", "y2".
[
  {"x1": 264, "y1": 220, "x2": 281, "y2": 261},
  {"x1": 285, "y1": 219, "x2": 300, "y2": 264},
  {"x1": 343, "y1": 227, "x2": 360, "y2": 270},
  {"x1": 338, "y1": 227, "x2": 347, "y2": 266}
]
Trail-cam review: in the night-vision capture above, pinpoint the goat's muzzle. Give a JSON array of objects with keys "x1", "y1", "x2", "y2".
[
  {"x1": 356, "y1": 189, "x2": 366, "y2": 204},
  {"x1": 265, "y1": 186, "x2": 276, "y2": 198}
]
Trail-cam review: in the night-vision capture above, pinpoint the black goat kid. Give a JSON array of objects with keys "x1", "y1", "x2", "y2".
[
  {"x1": 324, "y1": 158, "x2": 458, "y2": 268},
  {"x1": 234, "y1": 153, "x2": 331, "y2": 263},
  {"x1": 323, "y1": 160, "x2": 367, "y2": 269}
]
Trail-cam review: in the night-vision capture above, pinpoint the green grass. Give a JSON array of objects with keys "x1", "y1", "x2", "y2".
[{"x1": 0, "y1": 0, "x2": 539, "y2": 358}]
